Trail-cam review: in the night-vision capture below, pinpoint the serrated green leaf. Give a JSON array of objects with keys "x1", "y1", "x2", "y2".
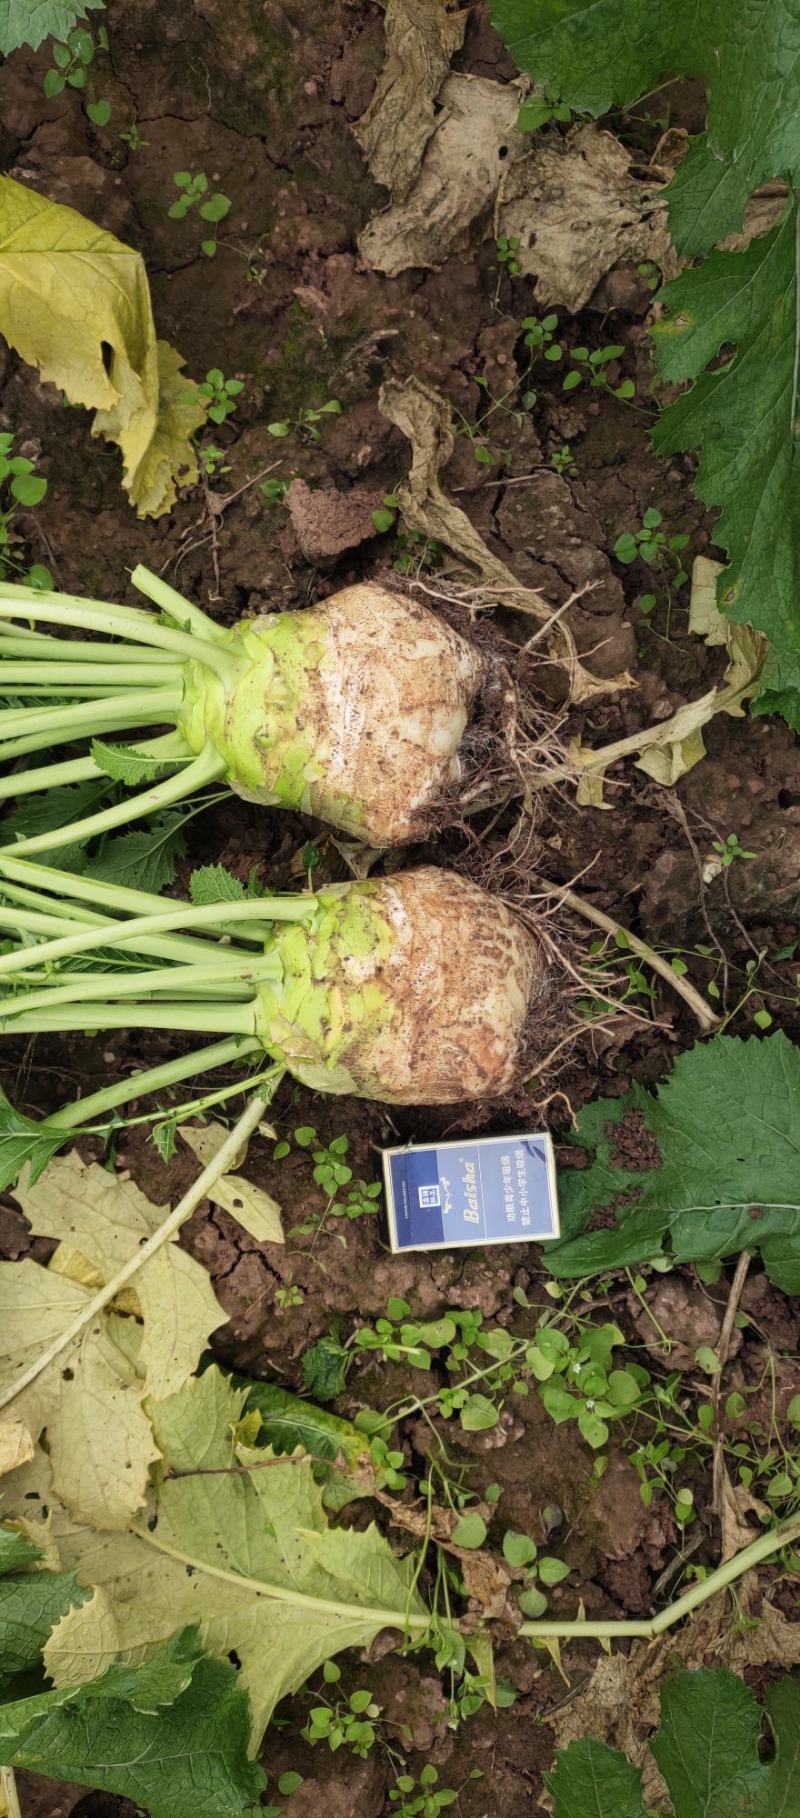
[
  {"x1": 0, "y1": 1627, "x2": 265, "y2": 1816},
  {"x1": 489, "y1": 0, "x2": 800, "y2": 250},
  {"x1": 0, "y1": 1525, "x2": 86, "y2": 1691},
  {"x1": 546, "y1": 1737, "x2": 647, "y2": 1817},
  {"x1": 547, "y1": 1667, "x2": 800, "y2": 1817},
  {"x1": 0, "y1": 0, "x2": 104, "y2": 53},
  {"x1": 7, "y1": 1367, "x2": 429, "y2": 1749},
  {"x1": 548, "y1": 1034, "x2": 800, "y2": 1291},
  {"x1": 87, "y1": 811, "x2": 187, "y2": 891},
  {"x1": 652, "y1": 207, "x2": 800, "y2": 724},
  {"x1": 301, "y1": 1334, "x2": 350, "y2": 1404},
  {"x1": 190, "y1": 863, "x2": 245, "y2": 905},
  {"x1": 3, "y1": 778, "x2": 109, "y2": 841},
  {"x1": 0, "y1": 1089, "x2": 68, "y2": 1190},
  {"x1": 233, "y1": 1377, "x2": 375, "y2": 1510},
  {"x1": 90, "y1": 739, "x2": 188, "y2": 786},
  {"x1": 652, "y1": 1668, "x2": 800, "y2": 1817}
]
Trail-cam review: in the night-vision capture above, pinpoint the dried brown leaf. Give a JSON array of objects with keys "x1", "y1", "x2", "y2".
[{"x1": 353, "y1": 0, "x2": 467, "y2": 202}]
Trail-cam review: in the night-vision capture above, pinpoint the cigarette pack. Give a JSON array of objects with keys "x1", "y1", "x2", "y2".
[{"x1": 380, "y1": 1131, "x2": 560, "y2": 1254}]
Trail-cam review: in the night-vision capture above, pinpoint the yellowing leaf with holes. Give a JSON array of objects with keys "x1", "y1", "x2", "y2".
[
  {"x1": 0, "y1": 1154, "x2": 223, "y2": 1527},
  {"x1": 0, "y1": 176, "x2": 206, "y2": 517},
  {"x1": 4, "y1": 1368, "x2": 429, "y2": 1749},
  {"x1": 16, "y1": 1152, "x2": 224, "y2": 1400},
  {"x1": 180, "y1": 1124, "x2": 284, "y2": 1244},
  {"x1": 0, "y1": 1417, "x2": 33, "y2": 1477}
]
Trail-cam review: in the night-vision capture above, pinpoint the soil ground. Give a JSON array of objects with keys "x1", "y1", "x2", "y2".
[{"x1": 1, "y1": 4, "x2": 799, "y2": 1814}]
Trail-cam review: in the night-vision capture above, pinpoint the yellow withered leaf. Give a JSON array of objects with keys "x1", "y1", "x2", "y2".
[{"x1": 0, "y1": 176, "x2": 206, "y2": 517}]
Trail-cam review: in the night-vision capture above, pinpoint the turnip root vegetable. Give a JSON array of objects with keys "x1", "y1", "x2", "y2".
[
  {"x1": 0, "y1": 567, "x2": 490, "y2": 853},
  {"x1": 0, "y1": 858, "x2": 542, "y2": 1168}
]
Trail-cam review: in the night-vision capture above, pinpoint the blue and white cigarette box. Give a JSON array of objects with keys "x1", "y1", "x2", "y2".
[{"x1": 380, "y1": 1131, "x2": 559, "y2": 1253}]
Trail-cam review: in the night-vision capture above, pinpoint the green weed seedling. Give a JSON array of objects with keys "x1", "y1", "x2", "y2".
[
  {"x1": 168, "y1": 171, "x2": 231, "y2": 256},
  {"x1": 275, "y1": 1284, "x2": 303, "y2": 1310},
  {"x1": 0, "y1": 435, "x2": 51, "y2": 590},
  {"x1": 266, "y1": 399, "x2": 342, "y2": 441},
  {"x1": 260, "y1": 476, "x2": 290, "y2": 506},
  {"x1": 262, "y1": 1770, "x2": 305, "y2": 1818},
  {"x1": 303, "y1": 1662, "x2": 380, "y2": 1757},
  {"x1": 198, "y1": 444, "x2": 232, "y2": 480},
  {"x1": 530, "y1": 1319, "x2": 649, "y2": 1450},
  {"x1": 614, "y1": 507, "x2": 689, "y2": 571},
  {"x1": 119, "y1": 119, "x2": 148, "y2": 151},
  {"x1": 563, "y1": 340, "x2": 635, "y2": 402},
  {"x1": 712, "y1": 831, "x2": 757, "y2": 868},
  {"x1": 496, "y1": 232, "x2": 521, "y2": 275},
  {"x1": 550, "y1": 443, "x2": 576, "y2": 475},
  {"x1": 502, "y1": 1528, "x2": 571, "y2": 1618},
  {"x1": 44, "y1": 24, "x2": 107, "y2": 96},
  {"x1": 614, "y1": 507, "x2": 690, "y2": 635},
  {"x1": 389, "y1": 1765, "x2": 475, "y2": 1817},
  {"x1": 278, "y1": 1125, "x2": 382, "y2": 1244},
  {"x1": 372, "y1": 491, "x2": 400, "y2": 534},
  {"x1": 517, "y1": 93, "x2": 573, "y2": 131},
  {"x1": 197, "y1": 369, "x2": 245, "y2": 425}
]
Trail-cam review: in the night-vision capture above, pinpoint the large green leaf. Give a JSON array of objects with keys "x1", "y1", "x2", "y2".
[
  {"x1": 548, "y1": 1034, "x2": 800, "y2": 1291},
  {"x1": 236, "y1": 1377, "x2": 376, "y2": 1509},
  {"x1": 652, "y1": 206, "x2": 800, "y2": 726},
  {"x1": 488, "y1": 0, "x2": 800, "y2": 250},
  {"x1": 0, "y1": 1089, "x2": 68, "y2": 1191},
  {"x1": 545, "y1": 1738, "x2": 646, "y2": 1818},
  {"x1": 4, "y1": 1366, "x2": 429, "y2": 1748},
  {"x1": 653, "y1": 1670, "x2": 800, "y2": 1817},
  {"x1": 546, "y1": 1668, "x2": 800, "y2": 1818},
  {"x1": 0, "y1": 0, "x2": 103, "y2": 54},
  {"x1": 0, "y1": 1626, "x2": 265, "y2": 1817},
  {"x1": 0, "y1": 1525, "x2": 86, "y2": 1692}
]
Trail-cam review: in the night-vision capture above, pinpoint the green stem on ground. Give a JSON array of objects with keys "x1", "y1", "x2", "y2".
[
  {"x1": 0, "y1": 1003, "x2": 256, "y2": 1035},
  {"x1": 0, "y1": 732, "x2": 191, "y2": 802},
  {"x1": 0, "y1": 711, "x2": 187, "y2": 766},
  {"x1": 0, "y1": 685, "x2": 182, "y2": 742},
  {"x1": 0, "y1": 890, "x2": 316, "y2": 975},
  {"x1": 0, "y1": 897, "x2": 248, "y2": 969},
  {"x1": 47, "y1": 1034, "x2": 264, "y2": 1131},
  {"x1": 0, "y1": 589, "x2": 238, "y2": 683},
  {"x1": 0, "y1": 954, "x2": 278, "y2": 1019},
  {"x1": 0, "y1": 633, "x2": 184, "y2": 663},
  {"x1": 0, "y1": 741, "x2": 224, "y2": 859},
  {"x1": 0, "y1": 1088, "x2": 277, "y2": 1410},
  {"x1": 0, "y1": 658, "x2": 183, "y2": 687},
  {"x1": 131, "y1": 563, "x2": 228, "y2": 644},
  {"x1": 82, "y1": 1061, "x2": 281, "y2": 1139},
  {"x1": 0, "y1": 851, "x2": 265, "y2": 939},
  {"x1": 519, "y1": 1512, "x2": 800, "y2": 1640}
]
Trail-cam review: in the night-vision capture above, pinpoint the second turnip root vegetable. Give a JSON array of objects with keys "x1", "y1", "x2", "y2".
[
  {"x1": 0, "y1": 857, "x2": 544, "y2": 1182},
  {"x1": 0, "y1": 567, "x2": 492, "y2": 851}
]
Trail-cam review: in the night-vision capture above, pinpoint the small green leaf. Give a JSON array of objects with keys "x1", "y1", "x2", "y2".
[
  {"x1": 10, "y1": 472, "x2": 47, "y2": 505},
  {"x1": 538, "y1": 1556, "x2": 570, "y2": 1585},
  {"x1": 460, "y1": 1394, "x2": 499, "y2": 1432},
  {"x1": 278, "y1": 1771, "x2": 304, "y2": 1794},
  {"x1": 199, "y1": 193, "x2": 230, "y2": 223},
  {"x1": 86, "y1": 97, "x2": 111, "y2": 125},
  {"x1": 518, "y1": 1586, "x2": 548, "y2": 1618},
  {"x1": 503, "y1": 1531, "x2": 538, "y2": 1567}
]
